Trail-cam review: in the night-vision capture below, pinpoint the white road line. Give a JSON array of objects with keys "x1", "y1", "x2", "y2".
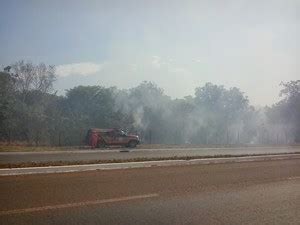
[
  {"x1": 287, "y1": 176, "x2": 300, "y2": 180},
  {"x1": 0, "y1": 193, "x2": 159, "y2": 216}
]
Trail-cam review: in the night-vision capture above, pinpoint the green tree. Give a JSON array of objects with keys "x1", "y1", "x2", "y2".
[
  {"x1": 0, "y1": 61, "x2": 57, "y2": 145},
  {"x1": 0, "y1": 72, "x2": 18, "y2": 142},
  {"x1": 193, "y1": 83, "x2": 249, "y2": 144},
  {"x1": 267, "y1": 80, "x2": 300, "y2": 143},
  {"x1": 62, "y1": 86, "x2": 125, "y2": 145}
]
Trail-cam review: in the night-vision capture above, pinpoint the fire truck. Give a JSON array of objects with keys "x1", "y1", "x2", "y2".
[{"x1": 86, "y1": 128, "x2": 140, "y2": 148}]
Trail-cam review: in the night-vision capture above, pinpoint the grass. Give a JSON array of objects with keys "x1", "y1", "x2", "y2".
[
  {"x1": 0, "y1": 152, "x2": 299, "y2": 169},
  {"x1": 0, "y1": 145, "x2": 85, "y2": 152}
]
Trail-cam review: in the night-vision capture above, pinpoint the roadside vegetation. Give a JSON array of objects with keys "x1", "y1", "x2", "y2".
[{"x1": 1, "y1": 60, "x2": 299, "y2": 147}]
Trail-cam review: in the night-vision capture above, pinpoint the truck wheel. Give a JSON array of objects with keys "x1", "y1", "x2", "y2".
[{"x1": 128, "y1": 140, "x2": 137, "y2": 148}]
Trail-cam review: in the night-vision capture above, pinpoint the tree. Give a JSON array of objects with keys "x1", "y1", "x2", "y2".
[
  {"x1": 10, "y1": 60, "x2": 55, "y2": 100},
  {"x1": 266, "y1": 80, "x2": 300, "y2": 143},
  {"x1": 124, "y1": 81, "x2": 172, "y2": 143},
  {"x1": 0, "y1": 61, "x2": 57, "y2": 145},
  {"x1": 193, "y1": 83, "x2": 249, "y2": 144},
  {"x1": 62, "y1": 86, "x2": 124, "y2": 145},
  {"x1": 3, "y1": 61, "x2": 286, "y2": 146},
  {"x1": 0, "y1": 72, "x2": 18, "y2": 142}
]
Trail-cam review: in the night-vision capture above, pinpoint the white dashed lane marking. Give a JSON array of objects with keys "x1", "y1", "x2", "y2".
[{"x1": 0, "y1": 193, "x2": 159, "y2": 216}]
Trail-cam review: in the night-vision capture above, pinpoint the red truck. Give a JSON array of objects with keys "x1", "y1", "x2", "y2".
[{"x1": 86, "y1": 128, "x2": 140, "y2": 148}]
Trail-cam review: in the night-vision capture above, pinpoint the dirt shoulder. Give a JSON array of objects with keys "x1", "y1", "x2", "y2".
[{"x1": 1, "y1": 144, "x2": 300, "y2": 152}]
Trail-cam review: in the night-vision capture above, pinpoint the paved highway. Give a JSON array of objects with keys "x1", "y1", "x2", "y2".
[
  {"x1": 0, "y1": 146, "x2": 300, "y2": 164},
  {"x1": 0, "y1": 158, "x2": 299, "y2": 225}
]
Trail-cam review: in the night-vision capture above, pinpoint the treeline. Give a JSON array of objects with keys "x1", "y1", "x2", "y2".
[{"x1": 0, "y1": 61, "x2": 299, "y2": 146}]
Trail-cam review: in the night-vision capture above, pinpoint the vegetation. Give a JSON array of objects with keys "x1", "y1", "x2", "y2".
[{"x1": 0, "y1": 61, "x2": 299, "y2": 146}]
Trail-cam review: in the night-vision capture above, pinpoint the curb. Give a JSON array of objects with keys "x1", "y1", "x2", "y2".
[{"x1": 0, "y1": 154, "x2": 299, "y2": 176}]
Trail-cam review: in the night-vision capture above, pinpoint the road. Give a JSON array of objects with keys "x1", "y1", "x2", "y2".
[
  {"x1": 1, "y1": 146, "x2": 300, "y2": 164},
  {"x1": 0, "y1": 158, "x2": 299, "y2": 225}
]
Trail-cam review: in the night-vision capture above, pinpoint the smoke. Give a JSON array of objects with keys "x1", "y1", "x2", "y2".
[
  {"x1": 132, "y1": 106, "x2": 148, "y2": 129},
  {"x1": 111, "y1": 80, "x2": 299, "y2": 145}
]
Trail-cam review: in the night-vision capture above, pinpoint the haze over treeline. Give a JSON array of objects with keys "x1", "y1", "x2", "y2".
[{"x1": 1, "y1": 61, "x2": 299, "y2": 146}]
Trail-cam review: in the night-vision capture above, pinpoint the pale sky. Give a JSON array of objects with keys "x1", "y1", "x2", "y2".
[{"x1": 1, "y1": 0, "x2": 299, "y2": 106}]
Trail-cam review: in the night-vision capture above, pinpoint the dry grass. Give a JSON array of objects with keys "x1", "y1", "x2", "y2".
[
  {"x1": 0, "y1": 145, "x2": 82, "y2": 152},
  {"x1": 1, "y1": 143, "x2": 299, "y2": 152}
]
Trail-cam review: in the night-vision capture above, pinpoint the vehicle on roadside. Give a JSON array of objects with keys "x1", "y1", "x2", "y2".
[{"x1": 86, "y1": 128, "x2": 140, "y2": 148}]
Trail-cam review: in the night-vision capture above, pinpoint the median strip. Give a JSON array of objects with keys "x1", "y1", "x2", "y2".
[
  {"x1": 1, "y1": 152, "x2": 299, "y2": 169},
  {"x1": 0, "y1": 153, "x2": 299, "y2": 176}
]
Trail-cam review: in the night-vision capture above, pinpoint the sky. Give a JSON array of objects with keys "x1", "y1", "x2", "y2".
[{"x1": 0, "y1": 0, "x2": 299, "y2": 106}]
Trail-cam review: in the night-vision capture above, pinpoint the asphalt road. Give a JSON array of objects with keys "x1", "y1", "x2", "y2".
[
  {"x1": 0, "y1": 158, "x2": 299, "y2": 225},
  {"x1": 1, "y1": 146, "x2": 300, "y2": 164}
]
